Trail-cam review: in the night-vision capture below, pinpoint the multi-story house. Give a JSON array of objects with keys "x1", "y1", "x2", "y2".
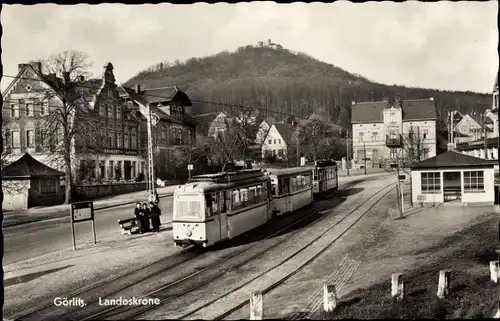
[
  {"x1": 351, "y1": 97, "x2": 438, "y2": 167},
  {"x1": 207, "y1": 112, "x2": 229, "y2": 139},
  {"x1": 119, "y1": 84, "x2": 196, "y2": 179},
  {"x1": 2, "y1": 61, "x2": 143, "y2": 184},
  {"x1": 261, "y1": 123, "x2": 296, "y2": 160}
]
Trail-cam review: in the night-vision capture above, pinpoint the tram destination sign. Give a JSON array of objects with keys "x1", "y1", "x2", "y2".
[{"x1": 71, "y1": 201, "x2": 94, "y2": 222}]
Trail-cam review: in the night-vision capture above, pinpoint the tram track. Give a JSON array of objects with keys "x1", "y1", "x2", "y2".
[
  {"x1": 13, "y1": 177, "x2": 369, "y2": 321},
  {"x1": 77, "y1": 179, "x2": 396, "y2": 320}
]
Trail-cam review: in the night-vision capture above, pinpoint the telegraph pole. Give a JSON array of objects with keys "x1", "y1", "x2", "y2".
[
  {"x1": 146, "y1": 104, "x2": 155, "y2": 194},
  {"x1": 363, "y1": 141, "x2": 367, "y2": 175},
  {"x1": 483, "y1": 115, "x2": 488, "y2": 159},
  {"x1": 346, "y1": 132, "x2": 350, "y2": 176}
]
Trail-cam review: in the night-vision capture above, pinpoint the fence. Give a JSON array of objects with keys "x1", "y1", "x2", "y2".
[{"x1": 247, "y1": 266, "x2": 500, "y2": 320}]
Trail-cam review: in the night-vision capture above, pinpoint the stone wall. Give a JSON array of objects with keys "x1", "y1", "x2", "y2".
[{"x1": 73, "y1": 182, "x2": 148, "y2": 201}]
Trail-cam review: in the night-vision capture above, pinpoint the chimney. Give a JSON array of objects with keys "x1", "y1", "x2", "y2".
[
  {"x1": 33, "y1": 61, "x2": 42, "y2": 72},
  {"x1": 18, "y1": 63, "x2": 27, "y2": 73},
  {"x1": 135, "y1": 84, "x2": 141, "y2": 94}
]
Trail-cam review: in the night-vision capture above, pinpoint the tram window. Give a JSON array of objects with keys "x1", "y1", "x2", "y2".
[
  {"x1": 313, "y1": 169, "x2": 317, "y2": 181},
  {"x1": 220, "y1": 192, "x2": 227, "y2": 213},
  {"x1": 190, "y1": 201, "x2": 200, "y2": 217},
  {"x1": 301, "y1": 176, "x2": 306, "y2": 187},
  {"x1": 292, "y1": 177, "x2": 297, "y2": 192},
  {"x1": 212, "y1": 193, "x2": 219, "y2": 214},
  {"x1": 278, "y1": 179, "x2": 284, "y2": 195},
  {"x1": 232, "y1": 190, "x2": 241, "y2": 210},
  {"x1": 205, "y1": 194, "x2": 213, "y2": 217},
  {"x1": 248, "y1": 187, "x2": 256, "y2": 204}
]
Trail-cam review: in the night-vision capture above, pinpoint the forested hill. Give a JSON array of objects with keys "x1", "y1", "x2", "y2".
[{"x1": 125, "y1": 44, "x2": 492, "y2": 129}]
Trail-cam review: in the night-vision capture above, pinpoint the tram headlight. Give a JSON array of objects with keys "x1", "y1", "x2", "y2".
[{"x1": 186, "y1": 230, "x2": 192, "y2": 237}]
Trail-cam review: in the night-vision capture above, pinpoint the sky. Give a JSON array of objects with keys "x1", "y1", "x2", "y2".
[{"x1": 1, "y1": 2, "x2": 498, "y2": 94}]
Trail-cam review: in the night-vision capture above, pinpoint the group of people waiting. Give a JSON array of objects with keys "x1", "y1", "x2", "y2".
[{"x1": 134, "y1": 191, "x2": 162, "y2": 233}]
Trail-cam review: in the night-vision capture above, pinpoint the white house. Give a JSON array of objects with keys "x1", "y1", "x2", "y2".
[
  {"x1": 261, "y1": 123, "x2": 295, "y2": 160},
  {"x1": 255, "y1": 117, "x2": 275, "y2": 145},
  {"x1": 409, "y1": 151, "x2": 496, "y2": 206},
  {"x1": 207, "y1": 112, "x2": 228, "y2": 139},
  {"x1": 351, "y1": 97, "x2": 438, "y2": 167}
]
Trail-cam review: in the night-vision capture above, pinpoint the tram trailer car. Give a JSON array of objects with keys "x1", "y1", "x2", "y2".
[
  {"x1": 172, "y1": 169, "x2": 272, "y2": 248},
  {"x1": 308, "y1": 159, "x2": 339, "y2": 197},
  {"x1": 266, "y1": 167, "x2": 314, "y2": 216}
]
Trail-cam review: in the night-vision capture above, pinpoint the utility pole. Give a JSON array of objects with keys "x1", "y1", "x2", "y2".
[
  {"x1": 363, "y1": 141, "x2": 367, "y2": 175},
  {"x1": 146, "y1": 104, "x2": 157, "y2": 194},
  {"x1": 450, "y1": 111, "x2": 454, "y2": 147},
  {"x1": 346, "y1": 132, "x2": 350, "y2": 176}
]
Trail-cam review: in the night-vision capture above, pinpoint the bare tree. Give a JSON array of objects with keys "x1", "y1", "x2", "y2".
[
  {"x1": 297, "y1": 115, "x2": 343, "y2": 162},
  {"x1": 36, "y1": 50, "x2": 96, "y2": 204}
]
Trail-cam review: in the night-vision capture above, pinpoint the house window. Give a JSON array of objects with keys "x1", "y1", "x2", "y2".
[
  {"x1": 41, "y1": 102, "x2": 49, "y2": 116},
  {"x1": 116, "y1": 106, "x2": 122, "y2": 120},
  {"x1": 108, "y1": 160, "x2": 114, "y2": 178},
  {"x1": 26, "y1": 102, "x2": 34, "y2": 116},
  {"x1": 421, "y1": 172, "x2": 441, "y2": 194},
  {"x1": 423, "y1": 129, "x2": 428, "y2": 139},
  {"x1": 108, "y1": 131, "x2": 114, "y2": 148},
  {"x1": 26, "y1": 129, "x2": 35, "y2": 147},
  {"x1": 372, "y1": 132, "x2": 377, "y2": 141},
  {"x1": 131, "y1": 128, "x2": 137, "y2": 149},
  {"x1": 40, "y1": 179, "x2": 57, "y2": 194},
  {"x1": 132, "y1": 161, "x2": 136, "y2": 178},
  {"x1": 11, "y1": 130, "x2": 20, "y2": 148},
  {"x1": 99, "y1": 103, "x2": 106, "y2": 116},
  {"x1": 124, "y1": 128, "x2": 130, "y2": 149},
  {"x1": 116, "y1": 132, "x2": 123, "y2": 148},
  {"x1": 274, "y1": 139, "x2": 277, "y2": 144},
  {"x1": 99, "y1": 161, "x2": 105, "y2": 178},
  {"x1": 10, "y1": 104, "x2": 19, "y2": 118},
  {"x1": 277, "y1": 139, "x2": 281, "y2": 144},
  {"x1": 107, "y1": 104, "x2": 114, "y2": 119},
  {"x1": 359, "y1": 132, "x2": 364, "y2": 140},
  {"x1": 100, "y1": 130, "x2": 106, "y2": 147},
  {"x1": 115, "y1": 161, "x2": 122, "y2": 180},
  {"x1": 268, "y1": 139, "x2": 272, "y2": 144},
  {"x1": 464, "y1": 171, "x2": 484, "y2": 192},
  {"x1": 161, "y1": 126, "x2": 167, "y2": 144}
]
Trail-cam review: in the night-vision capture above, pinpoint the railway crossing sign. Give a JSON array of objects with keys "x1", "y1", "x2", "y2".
[{"x1": 70, "y1": 201, "x2": 96, "y2": 250}]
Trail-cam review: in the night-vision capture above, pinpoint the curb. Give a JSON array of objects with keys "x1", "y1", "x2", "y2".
[{"x1": 3, "y1": 193, "x2": 174, "y2": 228}]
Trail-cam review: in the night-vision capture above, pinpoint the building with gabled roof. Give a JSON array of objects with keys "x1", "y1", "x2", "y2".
[
  {"x1": 351, "y1": 97, "x2": 438, "y2": 168},
  {"x1": 119, "y1": 84, "x2": 196, "y2": 180},
  {"x1": 2, "y1": 61, "x2": 144, "y2": 185},
  {"x1": 261, "y1": 122, "x2": 297, "y2": 160},
  {"x1": 409, "y1": 151, "x2": 497, "y2": 206}
]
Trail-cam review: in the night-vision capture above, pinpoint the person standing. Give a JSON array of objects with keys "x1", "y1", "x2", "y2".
[
  {"x1": 134, "y1": 203, "x2": 143, "y2": 234},
  {"x1": 149, "y1": 202, "x2": 162, "y2": 232},
  {"x1": 141, "y1": 203, "x2": 151, "y2": 233}
]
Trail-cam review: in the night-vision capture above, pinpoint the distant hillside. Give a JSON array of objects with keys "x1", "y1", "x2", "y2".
[{"x1": 125, "y1": 44, "x2": 493, "y2": 129}]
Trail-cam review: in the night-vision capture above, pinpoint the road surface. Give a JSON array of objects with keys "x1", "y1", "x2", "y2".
[{"x1": 3, "y1": 197, "x2": 174, "y2": 265}]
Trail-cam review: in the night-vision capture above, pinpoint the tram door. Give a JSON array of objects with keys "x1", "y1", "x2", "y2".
[
  {"x1": 219, "y1": 191, "x2": 228, "y2": 240},
  {"x1": 283, "y1": 177, "x2": 292, "y2": 212}
]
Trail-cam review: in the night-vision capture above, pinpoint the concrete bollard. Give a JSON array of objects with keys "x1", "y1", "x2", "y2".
[
  {"x1": 490, "y1": 261, "x2": 499, "y2": 283},
  {"x1": 323, "y1": 284, "x2": 337, "y2": 312},
  {"x1": 437, "y1": 270, "x2": 451, "y2": 299},
  {"x1": 391, "y1": 273, "x2": 404, "y2": 301},
  {"x1": 250, "y1": 291, "x2": 263, "y2": 320}
]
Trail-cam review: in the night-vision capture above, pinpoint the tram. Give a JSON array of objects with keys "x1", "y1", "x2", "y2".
[
  {"x1": 309, "y1": 159, "x2": 339, "y2": 197},
  {"x1": 172, "y1": 169, "x2": 272, "y2": 248},
  {"x1": 266, "y1": 167, "x2": 314, "y2": 216}
]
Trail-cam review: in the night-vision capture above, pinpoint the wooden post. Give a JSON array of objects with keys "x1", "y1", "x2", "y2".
[
  {"x1": 490, "y1": 261, "x2": 499, "y2": 283},
  {"x1": 70, "y1": 209, "x2": 76, "y2": 251},
  {"x1": 437, "y1": 270, "x2": 451, "y2": 299},
  {"x1": 391, "y1": 273, "x2": 404, "y2": 301},
  {"x1": 323, "y1": 284, "x2": 337, "y2": 312},
  {"x1": 250, "y1": 291, "x2": 263, "y2": 320}
]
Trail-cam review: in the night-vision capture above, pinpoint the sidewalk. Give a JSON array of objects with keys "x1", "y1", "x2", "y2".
[{"x1": 3, "y1": 185, "x2": 180, "y2": 228}]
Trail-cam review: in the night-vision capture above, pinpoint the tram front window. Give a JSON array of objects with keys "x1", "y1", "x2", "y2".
[{"x1": 175, "y1": 195, "x2": 202, "y2": 219}]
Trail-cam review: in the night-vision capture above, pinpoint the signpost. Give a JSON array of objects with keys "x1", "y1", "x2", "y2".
[
  {"x1": 188, "y1": 164, "x2": 193, "y2": 180},
  {"x1": 70, "y1": 201, "x2": 96, "y2": 250}
]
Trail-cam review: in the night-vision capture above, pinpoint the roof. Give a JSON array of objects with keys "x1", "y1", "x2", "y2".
[
  {"x1": 2, "y1": 153, "x2": 65, "y2": 178},
  {"x1": 273, "y1": 123, "x2": 296, "y2": 145},
  {"x1": 266, "y1": 167, "x2": 313, "y2": 177},
  {"x1": 351, "y1": 98, "x2": 436, "y2": 123},
  {"x1": 141, "y1": 86, "x2": 192, "y2": 106},
  {"x1": 409, "y1": 151, "x2": 497, "y2": 169},
  {"x1": 455, "y1": 137, "x2": 499, "y2": 151}
]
